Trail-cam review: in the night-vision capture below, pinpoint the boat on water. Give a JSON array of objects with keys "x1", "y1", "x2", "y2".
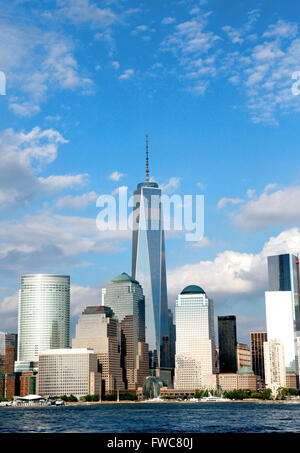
[
  {"x1": 200, "y1": 392, "x2": 231, "y2": 402},
  {"x1": 55, "y1": 399, "x2": 65, "y2": 406},
  {"x1": 142, "y1": 397, "x2": 164, "y2": 403}
]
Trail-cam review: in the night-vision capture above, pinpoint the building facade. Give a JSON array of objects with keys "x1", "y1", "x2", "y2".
[
  {"x1": 131, "y1": 175, "x2": 170, "y2": 369},
  {"x1": 72, "y1": 306, "x2": 124, "y2": 393},
  {"x1": 175, "y1": 285, "x2": 217, "y2": 390},
  {"x1": 265, "y1": 254, "x2": 300, "y2": 375},
  {"x1": 218, "y1": 315, "x2": 237, "y2": 373},
  {"x1": 38, "y1": 349, "x2": 101, "y2": 397},
  {"x1": 251, "y1": 332, "x2": 267, "y2": 380},
  {"x1": 16, "y1": 274, "x2": 70, "y2": 372},
  {"x1": 218, "y1": 367, "x2": 257, "y2": 392},
  {"x1": 264, "y1": 340, "x2": 286, "y2": 394},
  {"x1": 0, "y1": 332, "x2": 17, "y2": 399},
  {"x1": 236, "y1": 343, "x2": 251, "y2": 370},
  {"x1": 104, "y1": 273, "x2": 149, "y2": 390}
]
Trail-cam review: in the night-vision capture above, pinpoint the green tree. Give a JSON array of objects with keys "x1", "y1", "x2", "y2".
[{"x1": 262, "y1": 388, "x2": 272, "y2": 400}]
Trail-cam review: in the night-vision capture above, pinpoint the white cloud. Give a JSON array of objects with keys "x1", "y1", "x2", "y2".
[
  {"x1": 56, "y1": 191, "x2": 98, "y2": 209},
  {"x1": 167, "y1": 228, "x2": 300, "y2": 300},
  {"x1": 109, "y1": 170, "x2": 125, "y2": 181},
  {"x1": 161, "y1": 177, "x2": 181, "y2": 194},
  {"x1": 0, "y1": 13, "x2": 93, "y2": 116},
  {"x1": 0, "y1": 211, "x2": 131, "y2": 277},
  {"x1": 227, "y1": 19, "x2": 300, "y2": 124},
  {"x1": 217, "y1": 197, "x2": 244, "y2": 209},
  {"x1": 263, "y1": 19, "x2": 298, "y2": 39},
  {"x1": 39, "y1": 174, "x2": 89, "y2": 193},
  {"x1": 112, "y1": 61, "x2": 120, "y2": 69},
  {"x1": 118, "y1": 69, "x2": 134, "y2": 80},
  {"x1": 70, "y1": 284, "x2": 101, "y2": 316},
  {"x1": 196, "y1": 182, "x2": 206, "y2": 190},
  {"x1": 234, "y1": 185, "x2": 300, "y2": 230},
  {"x1": 189, "y1": 237, "x2": 212, "y2": 248},
  {"x1": 161, "y1": 15, "x2": 220, "y2": 93},
  {"x1": 162, "y1": 17, "x2": 175, "y2": 25},
  {"x1": 57, "y1": 0, "x2": 117, "y2": 28},
  {"x1": 0, "y1": 127, "x2": 86, "y2": 210}
]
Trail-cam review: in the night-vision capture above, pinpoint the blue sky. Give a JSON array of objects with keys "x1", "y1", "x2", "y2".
[{"x1": 1, "y1": 0, "x2": 300, "y2": 343}]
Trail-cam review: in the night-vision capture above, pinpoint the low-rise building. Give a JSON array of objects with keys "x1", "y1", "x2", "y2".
[
  {"x1": 285, "y1": 367, "x2": 297, "y2": 389},
  {"x1": 37, "y1": 348, "x2": 101, "y2": 397},
  {"x1": 218, "y1": 367, "x2": 257, "y2": 392}
]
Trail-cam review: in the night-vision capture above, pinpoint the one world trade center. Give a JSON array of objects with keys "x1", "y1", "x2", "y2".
[{"x1": 131, "y1": 135, "x2": 170, "y2": 370}]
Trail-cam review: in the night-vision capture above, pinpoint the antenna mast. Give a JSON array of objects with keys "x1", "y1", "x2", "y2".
[{"x1": 146, "y1": 133, "x2": 149, "y2": 184}]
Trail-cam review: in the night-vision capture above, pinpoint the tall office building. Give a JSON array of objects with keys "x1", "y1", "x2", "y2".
[
  {"x1": 131, "y1": 135, "x2": 169, "y2": 369},
  {"x1": 175, "y1": 285, "x2": 217, "y2": 390},
  {"x1": 251, "y1": 332, "x2": 267, "y2": 380},
  {"x1": 264, "y1": 339, "x2": 286, "y2": 393},
  {"x1": 218, "y1": 315, "x2": 237, "y2": 373},
  {"x1": 265, "y1": 254, "x2": 300, "y2": 374},
  {"x1": 0, "y1": 332, "x2": 18, "y2": 398},
  {"x1": 15, "y1": 274, "x2": 70, "y2": 372},
  {"x1": 104, "y1": 273, "x2": 149, "y2": 390},
  {"x1": 72, "y1": 306, "x2": 124, "y2": 393},
  {"x1": 168, "y1": 309, "x2": 176, "y2": 371}
]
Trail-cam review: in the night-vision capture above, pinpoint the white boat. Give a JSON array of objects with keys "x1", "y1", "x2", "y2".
[
  {"x1": 200, "y1": 391, "x2": 231, "y2": 402},
  {"x1": 145, "y1": 397, "x2": 164, "y2": 402},
  {"x1": 55, "y1": 399, "x2": 65, "y2": 406}
]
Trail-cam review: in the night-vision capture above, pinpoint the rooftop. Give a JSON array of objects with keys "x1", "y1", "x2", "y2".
[
  {"x1": 39, "y1": 348, "x2": 94, "y2": 356},
  {"x1": 180, "y1": 285, "x2": 206, "y2": 295},
  {"x1": 111, "y1": 272, "x2": 139, "y2": 285},
  {"x1": 236, "y1": 367, "x2": 254, "y2": 375}
]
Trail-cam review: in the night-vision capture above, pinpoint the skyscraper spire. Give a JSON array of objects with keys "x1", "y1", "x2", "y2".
[{"x1": 146, "y1": 133, "x2": 149, "y2": 184}]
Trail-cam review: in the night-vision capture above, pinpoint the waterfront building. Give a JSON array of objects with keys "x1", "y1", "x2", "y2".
[
  {"x1": 72, "y1": 306, "x2": 124, "y2": 393},
  {"x1": 218, "y1": 367, "x2": 257, "y2": 392},
  {"x1": 251, "y1": 332, "x2": 267, "y2": 380},
  {"x1": 236, "y1": 343, "x2": 251, "y2": 370},
  {"x1": 37, "y1": 348, "x2": 101, "y2": 397},
  {"x1": 264, "y1": 340, "x2": 286, "y2": 394},
  {"x1": 0, "y1": 332, "x2": 17, "y2": 399},
  {"x1": 104, "y1": 273, "x2": 149, "y2": 390},
  {"x1": 15, "y1": 274, "x2": 70, "y2": 372},
  {"x1": 174, "y1": 285, "x2": 217, "y2": 390},
  {"x1": 265, "y1": 254, "x2": 300, "y2": 375},
  {"x1": 286, "y1": 368, "x2": 297, "y2": 389},
  {"x1": 131, "y1": 135, "x2": 170, "y2": 369},
  {"x1": 218, "y1": 315, "x2": 237, "y2": 373},
  {"x1": 16, "y1": 372, "x2": 36, "y2": 397}
]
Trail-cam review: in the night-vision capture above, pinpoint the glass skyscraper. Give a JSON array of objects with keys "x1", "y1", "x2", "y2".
[
  {"x1": 16, "y1": 274, "x2": 70, "y2": 372},
  {"x1": 104, "y1": 273, "x2": 149, "y2": 389},
  {"x1": 218, "y1": 315, "x2": 237, "y2": 373},
  {"x1": 265, "y1": 253, "x2": 300, "y2": 375},
  {"x1": 131, "y1": 158, "x2": 170, "y2": 369}
]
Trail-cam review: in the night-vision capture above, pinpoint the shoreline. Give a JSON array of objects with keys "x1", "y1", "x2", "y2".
[{"x1": 64, "y1": 398, "x2": 300, "y2": 406}]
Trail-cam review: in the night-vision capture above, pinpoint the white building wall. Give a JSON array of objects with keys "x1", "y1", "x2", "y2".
[
  {"x1": 175, "y1": 292, "x2": 216, "y2": 390},
  {"x1": 265, "y1": 291, "x2": 297, "y2": 372},
  {"x1": 264, "y1": 340, "x2": 286, "y2": 392}
]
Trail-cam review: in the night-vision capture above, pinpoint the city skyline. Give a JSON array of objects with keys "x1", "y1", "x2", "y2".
[{"x1": 2, "y1": 0, "x2": 300, "y2": 345}]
